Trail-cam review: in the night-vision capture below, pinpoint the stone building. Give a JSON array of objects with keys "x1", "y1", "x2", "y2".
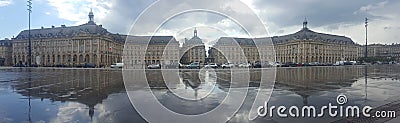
[
  {"x1": 0, "y1": 39, "x2": 12, "y2": 66},
  {"x1": 363, "y1": 43, "x2": 400, "y2": 61},
  {"x1": 11, "y1": 10, "x2": 123, "y2": 67},
  {"x1": 180, "y1": 28, "x2": 206, "y2": 64},
  {"x1": 123, "y1": 36, "x2": 180, "y2": 69},
  {"x1": 211, "y1": 20, "x2": 360, "y2": 64},
  {"x1": 272, "y1": 20, "x2": 360, "y2": 63},
  {"x1": 212, "y1": 37, "x2": 274, "y2": 64}
]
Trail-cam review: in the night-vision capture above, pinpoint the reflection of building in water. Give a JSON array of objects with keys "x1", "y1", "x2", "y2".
[
  {"x1": 11, "y1": 10, "x2": 124, "y2": 67},
  {"x1": 180, "y1": 28, "x2": 206, "y2": 64},
  {"x1": 13, "y1": 69, "x2": 124, "y2": 120},
  {"x1": 275, "y1": 67, "x2": 365, "y2": 105},
  {"x1": 211, "y1": 67, "x2": 367, "y2": 104},
  {"x1": 124, "y1": 36, "x2": 180, "y2": 68},
  {"x1": 181, "y1": 72, "x2": 201, "y2": 99},
  {"x1": 276, "y1": 67, "x2": 364, "y2": 84}
]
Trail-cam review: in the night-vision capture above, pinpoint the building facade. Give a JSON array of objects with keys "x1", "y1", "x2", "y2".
[
  {"x1": 272, "y1": 21, "x2": 360, "y2": 63},
  {"x1": 0, "y1": 39, "x2": 12, "y2": 66},
  {"x1": 5, "y1": 15, "x2": 399, "y2": 67},
  {"x1": 180, "y1": 28, "x2": 206, "y2": 64},
  {"x1": 211, "y1": 20, "x2": 361, "y2": 64},
  {"x1": 11, "y1": 10, "x2": 123, "y2": 67},
  {"x1": 212, "y1": 37, "x2": 274, "y2": 64},
  {"x1": 123, "y1": 36, "x2": 180, "y2": 69},
  {"x1": 363, "y1": 44, "x2": 400, "y2": 61}
]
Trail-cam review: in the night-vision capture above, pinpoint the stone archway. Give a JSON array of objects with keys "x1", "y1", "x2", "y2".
[
  {"x1": 14, "y1": 56, "x2": 16, "y2": 65},
  {"x1": 47, "y1": 55, "x2": 51, "y2": 65},
  {"x1": 85, "y1": 54, "x2": 90, "y2": 63},
  {"x1": 42, "y1": 55, "x2": 45, "y2": 66},
  {"x1": 62, "y1": 55, "x2": 66, "y2": 64},
  {"x1": 52, "y1": 55, "x2": 55, "y2": 65},
  {"x1": 73, "y1": 55, "x2": 77, "y2": 64},
  {"x1": 79, "y1": 54, "x2": 83, "y2": 64},
  {"x1": 57, "y1": 55, "x2": 61, "y2": 64},
  {"x1": 93, "y1": 54, "x2": 97, "y2": 65},
  {"x1": 68, "y1": 55, "x2": 72, "y2": 66},
  {"x1": 22, "y1": 55, "x2": 25, "y2": 64}
]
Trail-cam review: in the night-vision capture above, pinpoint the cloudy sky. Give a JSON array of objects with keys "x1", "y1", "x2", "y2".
[{"x1": 0, "y1": 0, "x2": 399, "y2": 45}]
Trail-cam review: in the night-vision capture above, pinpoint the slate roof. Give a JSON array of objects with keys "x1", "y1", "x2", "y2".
[
  {"x1": 184, "y1": 36, "x2": 203, "y2": 46},
  {"x1": 0, "y1": 39, "x2": 12, "y2": 46},
  {"x1": 216, "y1": 37, "x2": 255, "y2": 46},
  {"x1": 215, "y1": 37, "x2": 273, "y2": 46},
  {"x1": 125, "y1": 36, "x2": 179, "y2": 45},
  {"x1": 14, "y1": 23, "x2": 111, "y2": 40},
  {"x1": 271, "y1": 28, "x2": 356, "y2": 45},
  {"x1": 215, "y1": 28, "x2": 357, "y2": 46}
]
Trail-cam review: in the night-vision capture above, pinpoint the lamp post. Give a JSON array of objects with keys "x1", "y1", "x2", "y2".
[
  {"x1": 27, "y1": 0, "x2": 32, "y2": 67},
  {"x1": 365, "y1": 17, "x2": 368, "y2": 62}
]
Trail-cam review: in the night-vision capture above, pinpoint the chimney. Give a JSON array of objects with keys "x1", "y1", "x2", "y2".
[
  {"x1": 41, "y1": 26, "x2": 44, "y2": 29},
  {"x1": 99, "y1": 25, "x2": 102, "y2": 27},
  {"x1": 52, "y1": 25, "x2": 55, "y2": 28},
  {"x1": 61, "y1": 25, "x2": 66, "y2": 28}
]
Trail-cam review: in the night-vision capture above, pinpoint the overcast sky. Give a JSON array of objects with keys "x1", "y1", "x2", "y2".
[{"x1": 0, "y1": 0, "x2": 399, "y2": 45}]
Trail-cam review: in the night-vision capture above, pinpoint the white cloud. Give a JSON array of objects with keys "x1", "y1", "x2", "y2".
[
  {"x1": 47, "y1": 0, "x2": 112, "y2": 25},
  {"x1": 0, "y1": 0, "x2": 12, "y2": 7},
  {"x1": 50, "y1": 102, "x2": 89, "y2": 123},
  {"x1": 43, "y1": 0, "x2": 400, "y2": 44},
  {"x1": 357, "y1": 1, "x2": 388, "y2": 14},
  {"x1": 247, "y1": 0, "x2": 400, "y2": 44}
]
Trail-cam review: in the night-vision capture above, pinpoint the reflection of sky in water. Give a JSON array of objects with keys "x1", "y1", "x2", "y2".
[
  {"x1": 0, "y1": 65, "x2": 400, "y2": 123},
  {"x1": 0, "y1": 91, "x2": 144, "y2": 123}
]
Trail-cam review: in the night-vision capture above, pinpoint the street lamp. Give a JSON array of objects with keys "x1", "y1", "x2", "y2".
[
  {"x1": 27, "y1": 0, "x2": 32, "y2": 67},
  {"x1": 365, "y1": 17, "x2": 368, "y2": 62}
]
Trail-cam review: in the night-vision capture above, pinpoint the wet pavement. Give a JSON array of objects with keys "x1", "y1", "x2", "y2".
[{"x1": 0, "y1": 65, "x2": 399, "y2": 123}]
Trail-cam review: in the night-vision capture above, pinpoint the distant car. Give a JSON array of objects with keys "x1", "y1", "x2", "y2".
[
  {"x1": 83, "y1": 63, "x2": 96, "y2": 68},
  {"x1": 111, "y1": 63, "x2": 124, "y2": 68},
  {"x1": 221, "y1": 63, "x2": 235, "y2": 69},
  {"x1": 275, "y1": 62, "x2": 282, "y2": 67},
  {"x1": 204, "y1": 63, "x2": 218, "y2": 68},
  {"x1": 334, "y1": 61, "x2": 344, "y2": 66},
  {"x1": 309, "y1": 62, "x2": 320, "y2": 66},
  {"x1": 147, "y1": 64, "x2": 161, "y2": 69},
  {"x1": 238, "y1": 63, "x2": 251, "y2": 68},
  {"x1": 301, "y1": 63, "x2": 310, "y2": 66},
  {"x1": 187, "y1": 62, "x2": 200, "y2": 69},
  {"x1": 253, "y1": 62, "x2": 262, "y2": 68},
  {"x1": 13, "y1": 63, "x2": 26, "y2": 67},
  {"x1": 179, "y1": 63, "x2": 185, "y2": 68},
  {"x1": 281, "y1": 62, "x2": 297, "y2": 67},
  {"x1": 165, "y1": 63, "x2": 180, "y2": 69}
]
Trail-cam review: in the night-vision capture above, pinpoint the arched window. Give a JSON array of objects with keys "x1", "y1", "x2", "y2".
[
  {"x1": 47, "y1": 55, "x2": 50, "y2": 63},
  {"x1": 93, "y1": 54, "x2": 97, "y2": 64},
  {"x1": 73, "y1": 55, "x2": 77, "y2": 63},
  {"x1": 85, "y1": 54, "x2": 90, "y2": 63},
  {"x1": 79, "y1": 55, "x2": 83, "y2": 63}
]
